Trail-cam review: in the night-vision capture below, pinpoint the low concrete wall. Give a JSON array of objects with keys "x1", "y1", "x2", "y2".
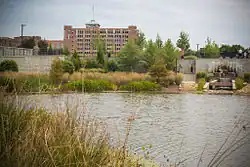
[{"x1": 0, "y1": 55, "x2": 63, "y2": 73}]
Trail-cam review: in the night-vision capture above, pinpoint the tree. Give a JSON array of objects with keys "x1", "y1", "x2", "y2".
[
  {"x1": 176, "y1": 31, "x2": 190, "y2": 53},
  {"x1": 117, "y1": 39, "x2": 141, "y2": 72},
  {"x1": 204, "y1": 37, "x2": 220, "y2": 58},
  {"x1": 149, "y1": 58, "x2": 168, "y2": 83},
  {"x1": 50, "y1": 58, "x2": 63, "y2": 84},
  {"x1": 38, "y1": 40, "x2": 48, "y2": 55},
  {"x1": 71, "y1": 51, "x2": 80, "y2": 71},
  {"x1": 138, "y1": 39, "x2": 159, "y2": 72},
  {"x1": 63, "y1": 47, "x2": 70, "y2": 56},
  {"x1": 20, "y1": 38, "x2": 35, "y2": 49},
  {"x1": 96, "y1": 39, "x2": 106, "y2": 66},
  {"x1": 155, "y1": 33, "x2": 163, "y2": 48},
  {"x1": 62, "y1": 60, "x2": 74, "y2": 74},
  {"x1": 231, "y1": 45, "x2": 245, "y2": 53},
  {"x1": 163, "y1": 39, "x2": 180, "y2": 71},
  {"x1": 136, "y1": 31, "x2": 146, "y2": 49},
  {"x1": 48, "y1": 43, "x2": 53, "y2": 55}
]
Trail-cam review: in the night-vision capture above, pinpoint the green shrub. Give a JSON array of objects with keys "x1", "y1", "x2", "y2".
[
  {"x1": 0, "y1": 75, "x2": 51, "y2": 93},
  {"x1": 184, "y1": 55, "x2": 197, "y2": 60},
  {"x1": 162, "y1": 75, "x2": 175, "y2": 86},
  {"x1": 244, "y1": 72, "x2": 250, "y2": 83},
  {"x1": 120, "y1": 81, "x2": 161, "y2": 92},
  {"x1": 197, "y1": 78, "x2": 206, "y2": 91},
  {"x1": 149, "y1": 64, "x2": 168, "y2": 83},
  {"x1": 85, "y1": 60, "x2": 102, "y2": 69},
  {"x1": 50, "y1": 58, "x2": 63, "y2": 84},
  {"x1": 196, "y1": 72, "x2": 207, "y2": 80},
  {"x1": 175, "y1": 73, "x2": 184, "y2": 85},
  {"x1": 63, "y1": 79, "x2": 115, "y2": 92},
  {"x1": 62, "y1": 60, "x2": 74, "y2": 74},
  {"x1": 0, "y1": 60, "x2": 18, "y2": 72},
  {"x1": 235, "y1": 77, "x2": 244, "y2": 90},
  {"x1": 108, "y1": 60, "x2": 119, "y2": 72}
]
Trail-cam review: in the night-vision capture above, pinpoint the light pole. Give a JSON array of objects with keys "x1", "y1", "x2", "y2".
[
  {"x1": 21, "y1": 24, "x2": 26, "y2": 45},
  {"x1": 196, "y1": 44, "x2": 200, "y2": 57}
]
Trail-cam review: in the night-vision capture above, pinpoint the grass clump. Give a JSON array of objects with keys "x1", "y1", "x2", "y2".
[
  {"x1": 0, "y1": 98, "x2": 154, "y2": 167},
  {"x1": 197, "y1": 78, "x2": 206, "y2": 91},
  {"x1": 235, "y1": 77, "x2": 244, "y2": 90},
  {"x1": 120, "y1": 81, "x2": 161, "y2": 92},
  {"x1": 63, "y1": 79, "x2": 116, "y2": 92}
]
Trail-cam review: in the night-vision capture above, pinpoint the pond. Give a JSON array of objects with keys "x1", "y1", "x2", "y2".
[{"x1": 19, "y1": 93, "x2": 250, "y2": 167}]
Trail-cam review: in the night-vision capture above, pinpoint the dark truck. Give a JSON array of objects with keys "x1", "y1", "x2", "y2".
[{"x1": 209, "y1": 78, "x2": 233, "y2": 90}]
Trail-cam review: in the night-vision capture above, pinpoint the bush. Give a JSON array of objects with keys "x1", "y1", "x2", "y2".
[
  {"x1": 108, "y1": 60, "x2": 119, "y2": 72},
  {"x1": 80, "y1": 68, "x2": 105, "y2": 73},
  {"x1": 0, "y1": 60, "x2": 18, "y2": 72},
  {"x1": 85, "y1": 60, "x2": 102, "y2": 69},
  {"x1": 175, "y1": 73, "x2": 184, "y2": 85},
  {"x1": 62, "y1": 60, "x2": 74, "y2": 74},
  {"x1": 120, "y1": 81, "x2": 161, "y2": 92},
  {"x1": 184, "y1": 55, "x2": 197, "y2": 60},
  {"x1": 197, "y1": 78, "x2": 206, "y2": 91},
  {"x1": 63, "y1": 79, "x2": 115, "y2": 92},
  {"x1": 149, "y1": 64, "x2": 168, "y2": 83},
  {"x1": 244, "y1": 72, "x2": 250, "y2": 83},
  {"x1": 196, "y1": 72, "x2": 207, "y2": 80},
  {"x1": 235, "y1": 77, "x2": 244, "y2": 90},
  {"x1": 50, "y1": 58, "x2": 63, "y2": 84}
]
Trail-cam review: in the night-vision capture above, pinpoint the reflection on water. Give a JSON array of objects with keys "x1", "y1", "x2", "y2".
[{"x1": 19, "y1": 93, "x2": 250, "y2": 167}]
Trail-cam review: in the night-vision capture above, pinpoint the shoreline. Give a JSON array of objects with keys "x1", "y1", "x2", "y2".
[{"x1": 2, "y1": 89, "x2": 249, "y2": 96}]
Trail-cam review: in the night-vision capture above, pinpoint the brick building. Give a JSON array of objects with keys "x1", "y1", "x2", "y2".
[
  {"x1": 0, "y1": 36, "x2": 42, "y2": 48},
  {"x1": 47, "y1": 40, "x2": 64, "y2": 49},
  {"x1": 64, "y1": 20, "x2": 138, "y2": 56}
]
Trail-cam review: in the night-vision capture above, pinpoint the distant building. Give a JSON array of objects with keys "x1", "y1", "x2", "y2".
[
  {"x1": 0, "y1": 36, "x2": 42, "y2": 48},
  {"x1": 63, "y1": 19, "x2": 138, "y2": 56},
  {"x1": 47, "y1": 40, "x2": 64, "y2": 50}
]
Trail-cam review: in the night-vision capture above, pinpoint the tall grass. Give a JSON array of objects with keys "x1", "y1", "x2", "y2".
[{"x1": 0, "y1": 95, "x2": 159, "y2": 167}]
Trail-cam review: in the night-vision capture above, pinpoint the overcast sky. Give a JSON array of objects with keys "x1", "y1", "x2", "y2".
[{"x1": 0, "y1": 0, "x2": 249, "y2": 49}]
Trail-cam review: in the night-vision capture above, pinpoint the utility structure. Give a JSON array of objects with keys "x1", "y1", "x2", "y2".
[
  {"x1": 20, "y1": 24, "x2": 26, "y2": 45},
  {"x1": 196, "y1": 44, "x2": 200, "y2": 57}
]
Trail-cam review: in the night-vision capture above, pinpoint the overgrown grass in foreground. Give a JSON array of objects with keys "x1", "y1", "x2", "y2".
[{"x1": 0, "y1": 97, "x2": 158, "y2": 167}]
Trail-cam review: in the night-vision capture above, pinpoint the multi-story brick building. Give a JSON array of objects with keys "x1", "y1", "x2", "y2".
[{"x1": 64, "y1": 20, "x2": 138, "y2": 56}]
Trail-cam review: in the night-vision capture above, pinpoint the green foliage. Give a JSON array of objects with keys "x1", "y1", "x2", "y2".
[
  {"x1": 62, "y1": 60, "x2": 74, "y2": 74},
  {"x1": 63, "y1": 47, "x2": 70, "y2": 56},
  {"x1": 38, "y1": 40, "x2": 48, "y2": 55},
  {"x1": 175, "y1": 73, "x2": 184, "y2": 85},
  {"x1": 162, "y1": 39, "x2": 179, "y2": 71},
  {"x1": 235, "y1": 77, "x2": 244, "y2": 90},
  {"x1": 80, "y1": 68, "x2": 105, "y2": 73},
  {"x1": 149, "y1": 62, "x2": 168, "y2": 83},
  {"x1": 136, "y1": 31, "x2": 146, "y2": 49},
  {"x1": 155, "y1": 33, "x2": 163, "y2": 48},
  {"x1": 63, "y1": 80, "x2": 115, "y2": 92},
  {"x1": 20, "y1": 38, "x2": 35, "y2": 49},
  {"x1": 96, "y1": 39, "x2": 106, "y2": 66},
  {"x1": 176, "y1": 31, "x2": 190, "y2": 52},
  {"x1": 120, "y1": 81, "x2": 161, "y2": 92},
  {"x1": 231, "y1": 45, "x2": 245, "y2": 53},
  {"x1": 118, "y1": 40, "x2": 142, "y2": 72},
  {"x1": 184, "y1": 55, "x2": 197, "y2": 60},
  {"x1": 0, "y1": 75, "x2": 51, "y2": 93},
  {"x1": 84, "y1": 59, "x2": 102, "y2": 69},
  {"x1": 71, "y1": 51, "x2": 81, "y2": 71},
  {"x1": 196, "y1": 72, "x2": 208, "y2": 80},
  {"x1": 108, "y1": 60, "x2": 119, "y2": 72},
  {"x1": 243, "y1": 72, "x2": 250, "y2": 83},
  {"x1": 0, "y1": 60, "x2": 18, "y2": 72},
  {"x1": 204, "y1": 37, "x2": 220, "y2": 58},
  {"x1": 197, "y1": 78, "x2": 206, "y2": 91},
  {"x1": 50, "y1": 58, "x2": 63, "y2": 84},
  {"x1": 48, "y1": 43, "x2": 53, "y2": 55}
]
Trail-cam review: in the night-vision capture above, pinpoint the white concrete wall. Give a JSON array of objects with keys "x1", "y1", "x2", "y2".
[{"x1": 0, "y1": 55, "x2": 63, "y2": 73}]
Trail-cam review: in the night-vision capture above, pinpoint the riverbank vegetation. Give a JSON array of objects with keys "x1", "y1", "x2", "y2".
[{"x1": 0, "y1": 95, "x2": 159, "y2": 167}]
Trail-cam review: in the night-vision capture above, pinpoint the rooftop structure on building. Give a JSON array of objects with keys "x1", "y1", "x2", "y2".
[
  {"x1": 63, "y1": 19, "x2": 138, "y2": 56},
  {"x1": 0, "y1": 36, "x2": 42, "y2": 48}
]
